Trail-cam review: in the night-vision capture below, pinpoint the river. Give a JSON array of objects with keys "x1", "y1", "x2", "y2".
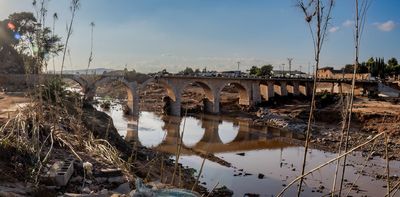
[{"x1": 96, "y1": 101, "x2": 400, "y2": 197}]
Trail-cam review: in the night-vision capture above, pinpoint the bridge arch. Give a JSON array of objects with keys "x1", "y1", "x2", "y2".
[
  {"x1": 140, "y1": 78, "x2": 180, "y2": 115},
  {"x1": 219, "y1": 81, "x2": 250, "y2": 107},
  {"x1": 89, "y1": 76, "x2": 139, "y2": 115},
  {"x1": 141, "y1": 78, "x2": 177, "y2": 101},
  {"x1": 61, "y1": 75, "x2": 89, "y2": 94},
  {"x1": 180, "y1": 80, "x2": 218, "y2": 113}
]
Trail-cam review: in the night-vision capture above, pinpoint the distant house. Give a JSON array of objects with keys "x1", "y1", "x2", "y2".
[{"x1": 317, "y1": 67, "x2": 370, "y2": 80}]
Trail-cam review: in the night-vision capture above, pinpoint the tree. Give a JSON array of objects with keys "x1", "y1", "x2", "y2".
[
  {"x1": 358, "y1": 62, "x2": 369, "y2": 73},
  {"x1": 179, "y1": 67, "x2": 194, "y2": 75},
  {"x1": 249, "y1": 66, "x2": 259, "y2": 75},
  {"x1": 388, "y1": 57, "x2": 398, "y2": 67},
  {"x1": 259, "y1": 64, "x2": 273, "y2": 76},
  {"x1": 0, "y1": 12, "x2": 63, "y2": 73},
  {"x1": 295, "y1": 0, "x2": 334, "y2": 195},
  {"x1": 342, "y1": 64, "x2": 354, "y2": 73},
  {"x1": 386, "y1": 58, "x2": 399, "y2": 78}
]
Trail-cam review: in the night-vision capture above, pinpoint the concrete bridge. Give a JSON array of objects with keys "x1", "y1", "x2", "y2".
[{"x1": 0, "y1": 74, "x2": 379, "y2": 116}]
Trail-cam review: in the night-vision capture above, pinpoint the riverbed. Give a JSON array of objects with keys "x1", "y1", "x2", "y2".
[{"x1": 96, "y1": 102, "x2": 400, "y2": 197}]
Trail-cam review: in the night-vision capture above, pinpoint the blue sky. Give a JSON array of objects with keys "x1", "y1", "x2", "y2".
[{"x1": 1, "y1": 0, "x2": 399, "y2": 73}]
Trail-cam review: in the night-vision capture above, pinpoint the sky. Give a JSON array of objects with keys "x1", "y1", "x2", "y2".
[{"x1": 0, "y1": 0, "x2": 399, "y2": 73}]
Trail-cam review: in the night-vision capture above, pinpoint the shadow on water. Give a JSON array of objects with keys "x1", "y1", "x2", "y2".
[{"x1": 97, "y1": 102, "x2": 400, "y2": 197}]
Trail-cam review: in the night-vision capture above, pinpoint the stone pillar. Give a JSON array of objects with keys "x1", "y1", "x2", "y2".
[
  {"x1": 126, "y1": 82, "x2": 139, "y2": 116},
  {"x1": 260, "y1": 84, "x2": 269, "y2": 100},
  {"x1": 169, "y1": 96, "x2": 181, "y2": 116},
  {"x1": 124, "y1": 117, "x2": 139, "y2": 143},
  {"x1": 203, "y1": 89, "x2": 220, "y2": 114},
  {"x1": 200, "y1": 119, "x2": 221, "y2": 143},
  {"x1": 338, "y1": 83, "x2": 343, "y2": 94},
  {"x1": 306, "y1": 82, "x2": 314, "y2": 96},
  {"x1": 331, "y1": 82, "x2": 335, "y2": 93},
  {"x1": 251, "y1": 82, "x2": 261, "y2": 105},
  {"x1": 280, "y1": 81, "x2": 288, "y2": 96},
  {"x1": 293, "y1": 81, "x2": 300, "y2": 96},
  {"x1": 163, "y1": 116, "x2": 182, "y2": 145},
  {"x1": 267, "y1": 81, "x2": 274, "y2": 99}
]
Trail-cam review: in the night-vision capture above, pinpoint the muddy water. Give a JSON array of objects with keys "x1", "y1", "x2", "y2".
[{"x1": 97, "y1": 103, "x2": 400, "y2": 197}]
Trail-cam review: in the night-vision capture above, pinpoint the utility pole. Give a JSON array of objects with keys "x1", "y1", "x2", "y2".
[{"x1": 287, "y1": 58, "x2": 293, "y2": 77}]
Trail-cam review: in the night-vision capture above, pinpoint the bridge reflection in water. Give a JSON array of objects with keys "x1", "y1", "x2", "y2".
[{"x1": 124, "y1": 112, "x2": 303, "y2": 154}]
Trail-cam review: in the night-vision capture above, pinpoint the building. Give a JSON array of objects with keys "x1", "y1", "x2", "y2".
[{"x1": 317, "y1": 67, "x2": 370, "y2": 80}]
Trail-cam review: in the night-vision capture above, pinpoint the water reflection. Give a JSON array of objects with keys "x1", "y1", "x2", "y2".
[
  {"x1": 98, "y1": 103, "x2": 400, "y2": 196},
  {"x1": 123, "y1": 112, "x2": 303, "y2": 154}
]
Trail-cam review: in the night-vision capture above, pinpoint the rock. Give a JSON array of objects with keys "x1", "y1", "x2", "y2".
[
  {"x1": 108, "y1": 176, "x2": 125, "y2": 184},
  {"x1": 99, "y1": 168, "x2": 123, "y2": 177},
  {"x1": 147, "y1": 181, "x2": 166, "y2": 190},
  {"x1": 82, "y1": 187, "x2": 91, "y2": 194},
  {"x1": 83, "y1": 162, "x2": 94, "y2": 176},
  {"x1": 244, "y1": 173, "x2": 252, "y2": 176},
  {"x1": 113, "y1": 183, "x2": 131, "y2": 195},
  {"x1": 70, "y1": 176, "x2": 83, "y2": 183},
  {"x1": 211, "y1": 186, "x2": 233, "y2": 196},
  {"x1": 85, "y1": 179, "x2": 93, "y2": 184},
  {"x1": 257, "y1": 173, "x2": 265, "y2": 179},
  {"x1": 100, "y1": 189, "x2": 108, "y2": 194},
  {"x1": 95, "y1": 177, "x2": 108, "y2": 184},
  {"x1": 236, "y1": 152, "x2": 245, "y2": 156}
]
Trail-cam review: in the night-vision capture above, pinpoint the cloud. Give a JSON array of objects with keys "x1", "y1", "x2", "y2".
[
  {"x1": 374, "y1": 20, "x2": 396, "y2": 32},
  {"x1": 342, "y1": 20, "x2": 354, "y2": 27},
  {"x1": 329, "y1": 26, "x2": 340, "y2": 33}
]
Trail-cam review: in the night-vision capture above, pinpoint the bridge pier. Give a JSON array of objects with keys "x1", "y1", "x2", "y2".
[
  {"x1": 252, "y1": 82, "x2": 262, "y2": 105},
  {"x1": 124, "y1": 117, "x2": 139, "y2": 143},
  {"x1": 207, "y1": 91, "x2": 221, "y2": 114},
  {"x1": 293, "y1": 81, "x2": 300, "y2": 95},
  {"x1": 280, "y1": 81, "x2": 288, "y2": 96},
  {"x1": 168, "y1": 97, "x2": 182, "y2": 116},
  {"x1": 126, "y1": 82, "x2": 139, "y2": 116},
  {"x1": 260, "y1": 84, "x2": 268, "y2": 101},
  {"x1": 267, "y1": 81, "x2": 275, "y2": 99},
  {"x1": 200, "y1": 119, "x2": 221, "y2": 144}
]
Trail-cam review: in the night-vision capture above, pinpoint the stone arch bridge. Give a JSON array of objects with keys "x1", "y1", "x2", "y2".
[{"x1": 0, "y1": 74, "x2": 379, "y2": 116}]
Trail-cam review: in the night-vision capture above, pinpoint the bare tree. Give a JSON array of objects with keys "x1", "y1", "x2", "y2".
[
  {"x1": 60, "y1": 0, "x2": 80, "y2": 75},
  {"x1": 334, "y1": 0, "x2": 371, "y2": 196},
  {"x1": 86, "y1": 22, "x2": 95, "y2": 75},
  {"x1": 296, "y1": 0, "x2": 334, "y2": 196}
]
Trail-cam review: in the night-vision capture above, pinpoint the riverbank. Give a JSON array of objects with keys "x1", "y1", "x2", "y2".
[{"x1": 0, "y1": 91, "x2": 212, "y2": 196}]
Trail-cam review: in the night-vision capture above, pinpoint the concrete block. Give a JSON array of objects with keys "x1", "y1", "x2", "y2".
[{"x1": 41, "y1": 158, "x2": 75, "y2": 186}]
